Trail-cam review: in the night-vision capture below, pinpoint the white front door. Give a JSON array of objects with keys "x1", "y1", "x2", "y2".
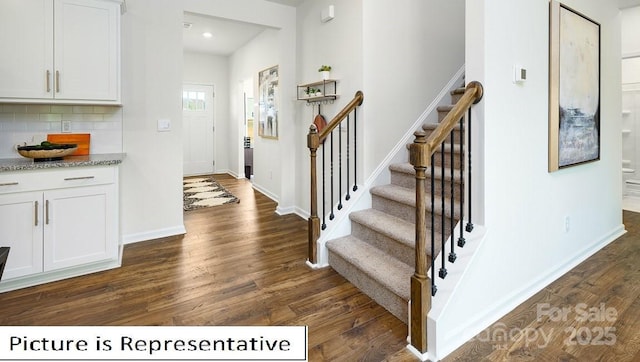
[{"x1": 183, "y1": 84, "x2": 215, "y2": 176}]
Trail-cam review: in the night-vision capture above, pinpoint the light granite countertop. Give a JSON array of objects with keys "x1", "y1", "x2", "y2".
[{"x1": 0, "y1": 153, "x2": 126, "y2": 172}]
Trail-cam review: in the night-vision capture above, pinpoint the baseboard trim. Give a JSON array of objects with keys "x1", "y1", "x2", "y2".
[
  {"x1": 252, "y1": 183, "x2": 279, "y2": 203},
  {"x1": 432, "y1": 224, "x2": 626, "y2": 360},
  {"x1": 121, "y1": 225, "x2": 187, "y2": 245}
]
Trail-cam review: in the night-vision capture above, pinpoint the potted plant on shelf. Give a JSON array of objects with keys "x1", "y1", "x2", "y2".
[{"x1": 318, "y1": 65, "x2": 332, "y2": 80}]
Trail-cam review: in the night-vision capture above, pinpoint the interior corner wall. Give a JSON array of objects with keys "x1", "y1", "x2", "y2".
[
  {"x1": 432, "y1": 0, "x2": 624, "y2": 358},
  {"x1": 183, "y1": 52, "x2": 231, "y2": 173},
  {"x1": 120, "y1": 0, "x2": 185, "y2": 243},
  {"x1": 361, "y1": 0, "x2": 465, "y2": 181},
  {"x1": 294, "y1": 0, "x2": 364, "y2": 214}
]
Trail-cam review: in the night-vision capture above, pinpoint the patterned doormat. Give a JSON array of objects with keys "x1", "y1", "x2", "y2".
[{"x1": 183, "y1": 177, "x2": 240, "y2": 211}]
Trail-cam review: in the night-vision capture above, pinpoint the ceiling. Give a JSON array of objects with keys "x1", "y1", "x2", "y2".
[
  {"x1": 183, "y1": 12, "x2": 270, "y2": 56},
  {"x1": 264, "y1": 0, "x2": 305, "y2": 7},
  {"x1": 619, "y1": 0, "x2": 640, "y2": 8},
  {"x1": 185, "y1": 0, "x2": 639, "y2": 56}
]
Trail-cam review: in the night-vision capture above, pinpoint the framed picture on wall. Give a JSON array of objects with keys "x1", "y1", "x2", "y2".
[
  {"x1": 258, "y1": 65, "x2": 279, "y2": 139},
  {"x1": 549, "y1": 0, "x2": 601, "y2": 172}
]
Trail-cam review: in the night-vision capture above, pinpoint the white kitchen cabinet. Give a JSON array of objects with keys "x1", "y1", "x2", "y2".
[
  {"x1": 0, "y1": 192, "x2": 43, "y2": 280},
  {"x1": 0, "y1": 0, "x2": 121, "y2": 104},
  {"x1": 0, "y1": 166, "x2": 119, "y2": 291}
]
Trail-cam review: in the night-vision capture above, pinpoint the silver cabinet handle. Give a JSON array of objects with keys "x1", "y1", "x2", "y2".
[
  {"x1": 64, "y1": 176, "x2": 95, "y2": 181},
  {"x1": 46, "y1": 70, "x2": 51, "y2": 92},
  {"x1": 55, "y1": 70, "x2": 60, "y2": 93},
  {"x1": 0, "y1": 182, "x2": 19, "y2": 187},
  {"x1": 35, "y1": 200, "x2": 39, "y2": 226},
  {"x1": 45, "y1": 200, "x2": 50, "y2": 225}
]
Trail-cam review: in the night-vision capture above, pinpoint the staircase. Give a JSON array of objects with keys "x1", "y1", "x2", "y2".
[{"x1": 326, "y1": 87, "x2": 466, "y2": 323}]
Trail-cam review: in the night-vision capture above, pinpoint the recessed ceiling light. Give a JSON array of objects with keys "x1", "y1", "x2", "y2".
[{"x1": 202, "y1": 32, "x2": 213, "y2": 38}]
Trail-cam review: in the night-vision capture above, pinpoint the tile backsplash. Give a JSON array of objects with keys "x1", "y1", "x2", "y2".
[{"x1": 0, "y1": 104, "x2": 123, "y2": 158}]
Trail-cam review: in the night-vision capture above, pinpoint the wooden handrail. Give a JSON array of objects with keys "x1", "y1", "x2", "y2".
[
  {"x1": 318, "y1": 91, "x2": 364, "y2": 143},
  {"x1": 410, "y1": 81, "x2": 483, "y2": 168},
  {"x1": 408, "y1": 80, "x2": 483, "y2": 353},
  {"x1": 307, "y1": 91, "x2": 364, "y2": 264}
]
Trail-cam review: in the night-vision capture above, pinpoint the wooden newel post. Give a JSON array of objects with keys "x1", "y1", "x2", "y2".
[
  {"x1": 307, "y1": 125, "x2": 321, "y2": 264},
  {"x1": 409, "y1": 130, "x2": 431, "y2": 353}
]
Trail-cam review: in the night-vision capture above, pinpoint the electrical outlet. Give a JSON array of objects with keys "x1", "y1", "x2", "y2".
[{"x1": 62, "y1": 120, "x2": 72, "y2": 133}]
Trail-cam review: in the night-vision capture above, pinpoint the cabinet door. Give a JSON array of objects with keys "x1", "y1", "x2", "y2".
[
  {"x1": 0, "y1": 192, "x2": 44, "y2": 280},
  {"x1": 0, "y1": 0, "x2": 54, "y2": 99},
  {"x1": 54, "y1": 0, "x2": 119, "y2": 101},
  {"x1": 43, "y1": 184, "x2": 116, "y2": 271}
]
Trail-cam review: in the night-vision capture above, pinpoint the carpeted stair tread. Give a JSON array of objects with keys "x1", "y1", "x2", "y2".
[
  {"x1": 389, "y1": 162, "x2": 462, "y2": 183},
  {"x1": 371, "y1": 184, "x2": 460, "y2": 219},
  {"x1": 451, "y1": 87, "x2": 465, "y2": 95},
  {"x1": 437, "y1": 105, "x2": 455, "y2": 113},
  {"x1": 350, "y1": 209, "x2": 415, "y2": 249},
  {"x1": 327, "y1": 236, "x2": 412, "y2": 301}
]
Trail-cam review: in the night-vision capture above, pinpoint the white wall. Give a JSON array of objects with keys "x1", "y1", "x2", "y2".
[
  {"x1": 183, "y1": 52, "x2": 231, "y2": 172},
  {"x1": 429, "y1": 0, "x2": 624, "y2": 359},
  {"x1": 229, "y1": 29, "x2": 280, "y2": 194},
  {"x1": 120, "y1": 0, "x2": 185, "y2": 243},
  {"x1": 182, "y1": 0, "x2": 297, "y2": 211},
  {"x1": 294, "y1": 0, "x2": 364, "y2": 215},
  {"x1": 362, "y1": 0, "x2": 465, "y2": 180},
  {"x1": 622, "y1": 6, "x2": 640, "y2": 57},
  {"x1": 293, "y1": 0, "x2": 465, "y2": 217}
]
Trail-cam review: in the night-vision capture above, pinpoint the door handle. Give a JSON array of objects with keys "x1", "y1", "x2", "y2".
[
  {"x1": 46, "y1": 70, "x2": 51, "y2": 93},
  {"x1": 55, "y1": 71, "x2": 60, "y2": 93},
  {"x1": 64, "y1": 176, "x2": 95, "y2": 181},
  {"x1": 0, "y1": 182, "x2": 19, "y2": 187},
  {"x1": 45, "y1": 200, "x2": 50, "y2": 225},
  {"x1": 35, "y1": 200, "x2": 39, "y2": 226}
]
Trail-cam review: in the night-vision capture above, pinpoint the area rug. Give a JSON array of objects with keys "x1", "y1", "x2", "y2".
[{"x1": 183, "y1": 177, "x2": 240, "y2": 211}]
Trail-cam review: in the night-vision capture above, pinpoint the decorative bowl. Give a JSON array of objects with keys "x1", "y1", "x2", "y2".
[{"x1": 17, "y1": 143, "x2": 78, "y2": 161}]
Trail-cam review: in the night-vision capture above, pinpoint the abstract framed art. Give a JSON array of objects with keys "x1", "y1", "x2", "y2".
[
  {"x1": 258, "y1": 65, "x2": 279, "y2": 139},
  {"x1": 549, "y1": 0, "x2": 601, "y2": 172}
]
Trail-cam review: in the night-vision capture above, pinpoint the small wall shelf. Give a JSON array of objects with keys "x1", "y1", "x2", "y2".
[{"x1": 297, "y1": 79, "x2": 338, "y2": 104}]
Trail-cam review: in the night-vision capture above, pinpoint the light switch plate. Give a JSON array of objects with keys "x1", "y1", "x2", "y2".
[
  {"x1": 62, "y1": 120, "x2": 72, "y2": 133},
  {"x1": 157, "y1": 119, "x2": 171, "y2": 132}
]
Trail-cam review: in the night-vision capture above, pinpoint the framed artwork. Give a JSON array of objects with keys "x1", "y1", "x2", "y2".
[
  {"x1": 258, "y1": 65, "x2": 279, "y2": 139},
  {"x1": 549, "y1": 1, "x2": 600, "y2": 172}
]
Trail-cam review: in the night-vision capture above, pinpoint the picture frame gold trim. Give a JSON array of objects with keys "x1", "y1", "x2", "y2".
[
  {"x1": 549, "y1": 0, "x2": 601, "y2": 172},
  {"x1": 258, "y1": 65, "x2": 279, "y2": 140}
]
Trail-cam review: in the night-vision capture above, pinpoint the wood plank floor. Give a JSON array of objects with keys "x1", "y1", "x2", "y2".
[{"x1": 0, "y1": 175, "x2": 638, "y2": 361}]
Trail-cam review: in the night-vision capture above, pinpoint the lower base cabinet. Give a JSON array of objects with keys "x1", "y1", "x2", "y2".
[{"x1": 0, "y1": 166, "x2": 119, "y2": 291}]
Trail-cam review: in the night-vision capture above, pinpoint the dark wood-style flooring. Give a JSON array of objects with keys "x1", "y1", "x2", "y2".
[{"x1": 0, "y1": 174, "x2": 638, "y2": 361}]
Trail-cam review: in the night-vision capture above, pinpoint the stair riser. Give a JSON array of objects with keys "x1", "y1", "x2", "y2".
[
  {"x1": 372, "y1": 195, "x2": 458, "y2": 238},
  {"x1": 438, "y1": 111, "x2": 465, "y2": 124},
  {"x1": 450, "y1": 92, "x2": 464, "y2": 104},
  {"x1": 390, "y1": 171, "x2": 463, "y2": 201},
  {"x1": 430, "y1": 149, "x2": 462, "y2": 169},
  {"x1": 350, "y1": 221, "x2": 414, "y2": 267},
  {"x1": 328, "y1": 250, "x2": 408, "y2": 324}
]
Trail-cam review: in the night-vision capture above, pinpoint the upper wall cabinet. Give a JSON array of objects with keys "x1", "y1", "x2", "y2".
[{"x1": 0, "y1": 0, "x2": 121, "y2": 104}]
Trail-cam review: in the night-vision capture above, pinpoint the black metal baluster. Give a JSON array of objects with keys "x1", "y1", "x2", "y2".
[
  {"x1": 439, "y1": 144, "x2": 447, "y2": 279},
  {"x1": 458, "y1": 116, "x2": 466, "y2": 247},
  {"x1": 338, "y1": 121, "x2": 343, "y2": 210},
  {"x1": 322, "y1": 143, "x2": 327, "y2": 230},
  {"x1": 330, "y1": 131, "x2": 335, "y2": 220},
  {"x1": 431, "y1": 153, "x2": 437, "y2": 296},
  {"x1": 448, "y1": 131, "x2": 457, "y2": 263},
  {"x1": 346, "y1": 114, "x2": 351, "y2": 201},
  {"x1": 353, "y1": 109, "x2": 358, "y2": 192},
  {"x1": 466, "y1": 108, "x2": 474, "y2": 232}
]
